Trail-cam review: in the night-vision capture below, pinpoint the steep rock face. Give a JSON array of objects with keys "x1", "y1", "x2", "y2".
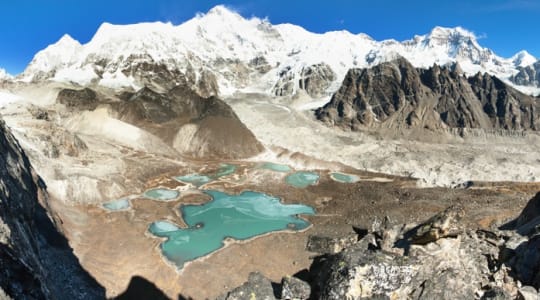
[
  {"x1": 0, "y1": 119, "x2": 104, "y2": 299},
  {"x1": 316, "y1": 57, "x2": 540, "y2": 131},
  {"x1": 510, "y1": 62, "x2": 540, "y2": 88},
  {"x1": 273, "y1": 63, "x2": 336, "y2": 98},
  {"x1": 57, "y1": 87, "x2": 99, "y2": 110},
  {"x1": 107, "y1": 84, "x2": 264, "y2": 159},
  {"x1": 468, "y1": 73, "x2": 539, "y2": 130}
]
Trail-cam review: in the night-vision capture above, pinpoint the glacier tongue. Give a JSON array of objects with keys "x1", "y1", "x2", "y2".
[{"x1": 16, "y1": 5, "x2": 540, "y2": 97}]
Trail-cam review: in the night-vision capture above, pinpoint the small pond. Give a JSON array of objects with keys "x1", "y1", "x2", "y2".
[
  {"x1": 102, "y1": 198, "x2": 131, "y2": 211},
  {"x1": 143, "y1": 188, "x2": 180, "y2": 201},
  {"x1": 330, "y1": 172, "x2": 360, "y2": 183},
  {"x1": 285, "y1": 171, "x2": 320, "y2": 188},
  {"x1": 259, "y1": 162, "x2": 292, "y2": 173}
]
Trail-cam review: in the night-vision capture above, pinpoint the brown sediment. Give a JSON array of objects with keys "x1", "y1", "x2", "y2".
[{"x1": 54, "y1": 162, "x2": 538, "y2": 299}]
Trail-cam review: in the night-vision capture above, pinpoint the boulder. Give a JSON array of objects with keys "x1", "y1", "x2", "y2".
[
  {"x1": 281, "y1": 276, "x2": 311, "y2": 300},
  {"x1": 217, "y1": 272, "x2": 276, "y2": 300},
  {"x1": 408, "y1": 205, "x2": 464, "y2": 245}
]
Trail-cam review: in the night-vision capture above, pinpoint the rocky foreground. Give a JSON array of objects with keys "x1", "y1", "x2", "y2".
[{"x1": 220, "y1": 193, "x2": 540, "y2": 300}]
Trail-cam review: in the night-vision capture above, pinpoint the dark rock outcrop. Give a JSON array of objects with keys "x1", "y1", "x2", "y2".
[
  {"x1": 510, "y1": 62, "x2": 540, "y2": 87},
  {"x1": 281, "y1": 275, "x2": 311, "y2": 300},
  {"x1": 316, "y1": 57, "x2": 540, "y2": 131},
  {"x1": 407, "y1": 205, "x2": 464, "y2": 245},
  {"x1": 217, "y1": 272, "x2": 276, "y2": 300},
  {"x1": 273, "y1": 63, "x2": 336, "y2": 98},
  {"x1": 56, "y1": 88, "x2": 98, "y2": 110},
  {"x1": 0, "y1": 119, "x2": 104, "y2": 299}
]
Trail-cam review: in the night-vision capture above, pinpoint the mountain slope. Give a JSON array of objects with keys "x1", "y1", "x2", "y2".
[
  {"x1": 17, "y1": 5, "x2": 539, "y2": 99},
  {"x1": 0, "y1": 118, "x2": 105, "y2": 299},
  {"x1": 316, "y1": 57, "x2": 540, "y2": 131},
  {"x1": 0, "y1": 68, "x2": 12, "y2": 82},
  {"x1": 57, "y1": 83, "x2": 264, "y2": 159}
]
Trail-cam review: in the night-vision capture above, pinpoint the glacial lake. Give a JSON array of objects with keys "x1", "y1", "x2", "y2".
[
  {"x1": 285, "y1": 171, "x2": 320, "y2": 188},
  {"x1": 259, "y1": 162, "x2": 292, "y2": 173},
  {"x1": 102, "y1": 198, "x2": 131, "y2": 211},
  {"x1": 174, "y1": 163, "x2": 237, "y2": 187},
  {"x1": 174, "y1": 174, "x2": 212, "y2": 187},
  {"x1": 330, "y1": 172, "x2": 360, "y2": 183},
  {"x1": 148, "y1": 190, "x2": 315, "y2": 268},
  {"x1": 143, "y1": 188, "x2": 180, "y2": 201}
]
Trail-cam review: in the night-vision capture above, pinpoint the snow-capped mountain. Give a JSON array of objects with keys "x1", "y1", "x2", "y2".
[
  {"x1": 512, "y1": 50, "x2": 537, "y2": 68},
  {"x1": 19, "y1": 5, "x2": 539, "y2": 97},
  {"x1": 0, "y1": 68, "x2": 12, "y2": 81}
]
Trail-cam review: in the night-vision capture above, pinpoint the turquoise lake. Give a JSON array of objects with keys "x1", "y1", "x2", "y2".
[
  {"x1": 174, "y1": 174, "x2": 212, "y2": 187},
  {"x1": 174, "y1": 163, "x2": 237, "y2": 187},
  {"x1": 259, "y1": 162, "x2": 292, "y2": 173},
  {"x1": 330, "y1": 172, "x2": 360, "y2": 183},
  {"x1": 214, "y1": 163, "x2": 237, "y2": 178},
  {"x1": 143, "y1": 188, "x2": 180, "y2": 201},
  {"x1": 285, "y1": 171, "x2": 320, "y2": 188},
  {"x1": 148, "y1": 190, "x2": 315, "y2": 269},
  {"x1": 102, "y1": 198, "x2": 130, "y2": 211}
]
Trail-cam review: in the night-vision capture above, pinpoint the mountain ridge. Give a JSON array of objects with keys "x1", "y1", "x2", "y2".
[
  {"x1": 315, "y1": 56, "x2": 540, "y2": 131},
  {"x1": 10, "y1": 5, "x2": 539, "y2": 98}
]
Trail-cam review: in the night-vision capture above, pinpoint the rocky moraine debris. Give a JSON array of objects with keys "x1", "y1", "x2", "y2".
[{"x1": 223, "y1": 193, "x2": 540, "y2": 299}]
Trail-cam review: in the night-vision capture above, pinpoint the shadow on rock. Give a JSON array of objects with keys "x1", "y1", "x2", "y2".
[{"x1": 114, "y1": 276, "x2": 171, "y2": 300}]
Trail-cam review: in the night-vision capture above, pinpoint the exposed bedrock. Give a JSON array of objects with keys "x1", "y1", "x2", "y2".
[
  {"x1": 0, "y1": 118, "x2": 104, "y2": 299},
  {"x1": 316, "y1": 57, "x2": 540, "y2": 131},
  {"x1": 223, "y1": 193, "x2": 540, "y2": 299}
]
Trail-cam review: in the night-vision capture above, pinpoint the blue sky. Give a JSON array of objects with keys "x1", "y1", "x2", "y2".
[{"x1": 1, "y1": 0, "x2": 538, "y2": 74}]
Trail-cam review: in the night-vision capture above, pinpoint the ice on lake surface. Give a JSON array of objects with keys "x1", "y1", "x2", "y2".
[{"x1": 143, "y1": 188, "x2": 180, "y2": 201}]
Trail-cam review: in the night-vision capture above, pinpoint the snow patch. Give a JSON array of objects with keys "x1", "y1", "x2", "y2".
[
  {"x1": 0, "y1": 91, "x2": 22, "y2": 108},
  {"x1": 512, "y1": 50, "x2": 537, "y2": 68},
  {"x1": 99, "y1": 70, "x2": 140, "y2": 90},
  {"x1": 53, "y1": 66, "x2": 98, "y2": 85},
  {"x1": 0, "y1": 68, "x2": 13, "y2": 80}
]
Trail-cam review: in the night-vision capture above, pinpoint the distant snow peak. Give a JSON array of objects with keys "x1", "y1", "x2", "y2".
[
  {"x1": 0, "y1": 68, "x2": 12, "y2": 80},
  {"x1": 424, "y1": 26, "x2": 481, "y2": 50},
  {"x1": 512, "y1": 50, "x2": 537, "y2": 67},
  {"x1": 206, "y1": 4, "x2": 240, "y2": 17},
  {"x1": 429, "y1": 26, "x2": 476, "y2": 39},
  {"x1": 57, "y1": 33, "x2": 81, "y2": 46},
  {"x1": 17, "y1": 5, "x2": 540, "y2": 96}
]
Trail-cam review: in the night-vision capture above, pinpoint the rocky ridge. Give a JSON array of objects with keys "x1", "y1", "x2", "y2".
[{"x1": 316, "y1": 57, "x2": 540, "y2": 131}]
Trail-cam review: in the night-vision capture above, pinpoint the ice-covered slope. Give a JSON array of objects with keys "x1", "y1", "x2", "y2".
[
  {"x1": 0, "y1": 68, "x2": 12, "y2": 81},
  {"x1": 512, "y1": 50, "x2": 537, "y2": 68},
  {"x1": 19, "y1": 5, "x2": 539, "y2": 97}
]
